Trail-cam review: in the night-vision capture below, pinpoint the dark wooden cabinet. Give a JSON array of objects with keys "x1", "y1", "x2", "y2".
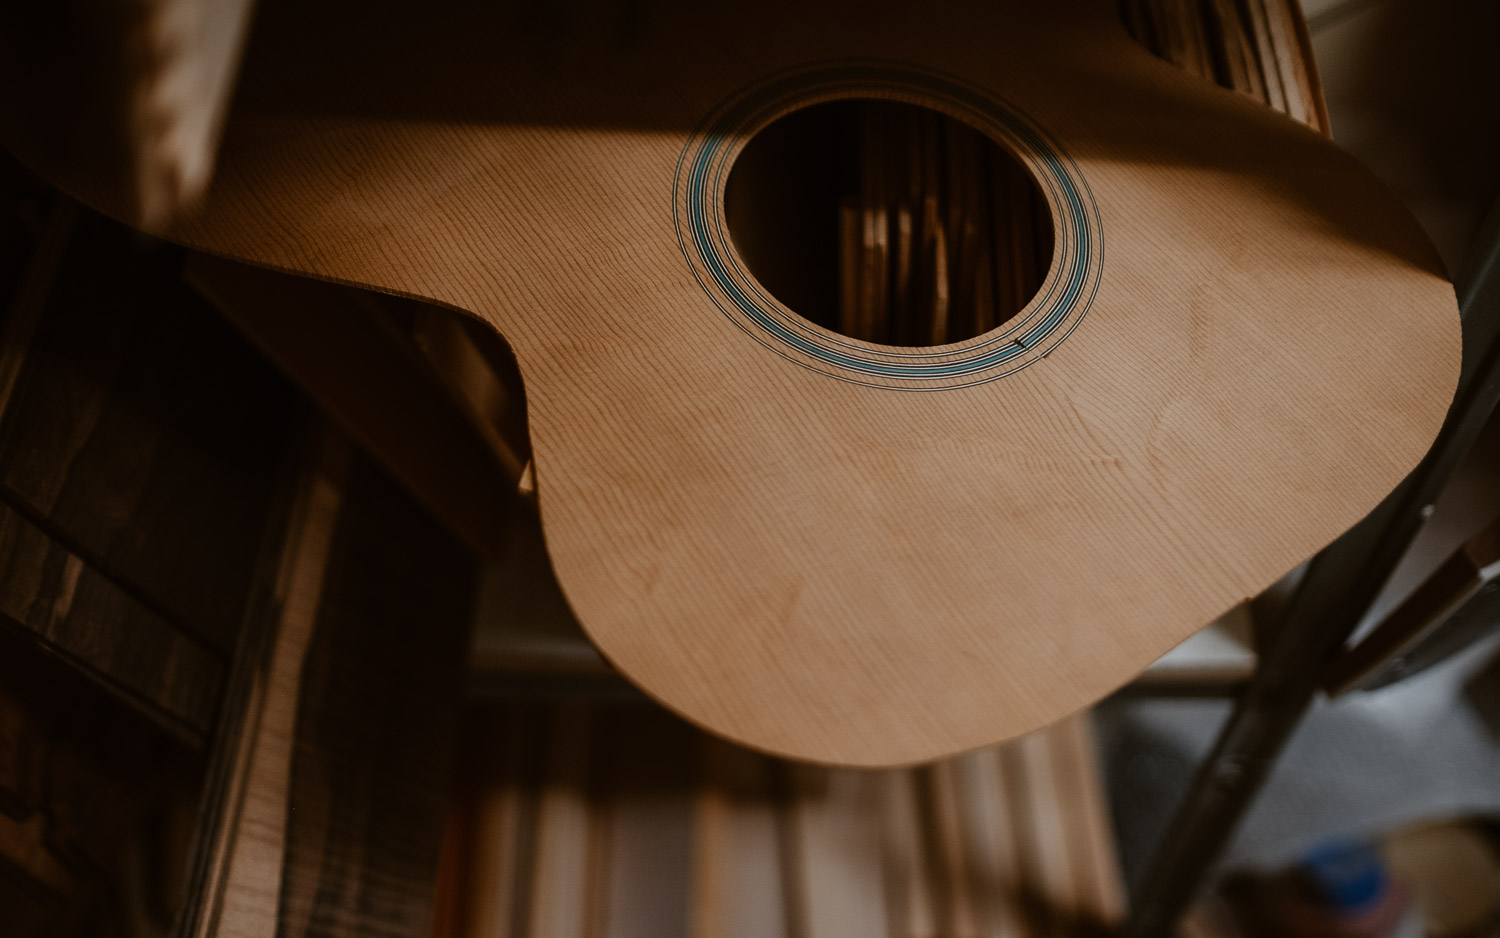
[{"x1": 0, "y1": 156, "x2": 483, "y2": 938}]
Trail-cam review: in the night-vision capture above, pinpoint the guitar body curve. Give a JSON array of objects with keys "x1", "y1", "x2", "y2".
[{"x1": 3, "y1": 0, "x2": 1459, "y2": 765}]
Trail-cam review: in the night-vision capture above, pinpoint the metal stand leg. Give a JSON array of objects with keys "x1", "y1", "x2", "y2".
[{"x1": 1120, "y1": 201, "x2": 1500, "y2": 937}]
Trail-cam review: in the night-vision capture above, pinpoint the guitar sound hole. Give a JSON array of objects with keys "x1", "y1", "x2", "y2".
[{"x1": 724, "y1": 98, "x2": 1054, "y2": 348}]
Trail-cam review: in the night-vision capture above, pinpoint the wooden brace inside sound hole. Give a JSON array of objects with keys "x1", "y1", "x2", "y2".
[{"x1": 724, "y1": 97, "x2": 1055, "y2": 348}]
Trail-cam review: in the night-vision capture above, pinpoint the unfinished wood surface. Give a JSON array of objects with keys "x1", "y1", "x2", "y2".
[
  {"x1": 1050, "y1": 716, "x2": 1127, "y2": 925},
  {"x1": 435, "y1": 706, "x2": 1123, "y2": 938},
  {"x1": 429, "y1": 710, "x2": 532, "y2": 938},
  {"x1": 275, "y1": 448, "x2": 478, "y2": 938},
  {"x1": 180, "y1": 423, "x2": 480, "y2": 938},
  {"x1": 1120, "y1": 0, "x2": 1328, "y2": 134},
  {"x1": 948, "y1": 748, "x2": 1025, "y2": 937},
  {"x1": 785, "y1": 765, "x2": 890, "y2": 938},
  {"x1": 597, "y1": 710, "x2": 698, "y2": 938},
  {"x1": 882, "y1": 765, "x2": 942, "y2": 938},
  {"x1": 4, "y1": 0, "x2": 1460, "y2": 766},
  {"x1": 203, "y1": 427, "x2": 347, "y2": 938},
  {"x1": 692, "y1": 739, "x2": 787, "y2": 938},
  {"x1": 525, "y1": 706, "x2": 596, "y2": 938}
]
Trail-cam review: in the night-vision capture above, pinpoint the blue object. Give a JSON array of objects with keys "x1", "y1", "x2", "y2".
[{"x1": 1299, "y1": 839, "x2": 1391, "y2": 913}]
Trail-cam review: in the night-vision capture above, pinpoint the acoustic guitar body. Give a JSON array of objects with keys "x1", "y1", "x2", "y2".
[{"x1": 3, "y1": 0, "x2": 1458, "y2": 765}]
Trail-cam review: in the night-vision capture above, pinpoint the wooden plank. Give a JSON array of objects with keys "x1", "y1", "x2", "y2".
[
  {"x1": 1261, "y1": 0, "x2": 1325, "y2": 134},
  {"x1": 882, "y1": 767, "x2": 941, "y2": 938},
  {"x1": 691, "y1": 737, "x2": 786, "y2": 938},
  {"x1": 919, "y1": 110, "x2": 944, "y2": 345},
  {"x1": 596, "y1": 709, "x2": 696, "y2": 938},
  {"x1": 169, "y1": 396, "x2": 312, "y2": 938},
  {"x1": 428, "y1": 704, "x2": 552, "y2": 938},
  {"x1": 1003, "y1": 731, "x2": 1082, "y2": 938},
  {"x1": 1241, "y1": 0, "x2": 1291, "y2": 113},
  {"x1": 784, "y1": 765, "x2": 888, "y2": 938},
  {"x1": 0, "y1": 213, "x2": 299, "y2": 657},
  {"x1": 183, "y1": 420, "x2": 479, "y2": 938},
  {"x1": 838, "y1": 197, "x2": 861, "y2": 340},
  {"x1": 0, "y1": 619, "x2": 205, "y2": 938},
  {"x1": 274, "y1": 447, "x2": 479, "y2": 938},
  {"x1": 1282, "y1": 0, "x2": 1331, "y2": 135},
  {"x1": 950, "y1": 748, "x2": 1024, "y2": 938},
  {"x1": 1177, "y1": 0, "x2": 1218, "y2": 81},
  {"x1": 1048, "y1": 716, "x2": 1127, "y2": 928},
  {"x1": 186, "y1": 253, "x2": 517, "y2": 557},
  {"x1": 449, "y1": 709, "x2": 530, "y2": 938},
  {"x1": 433, "y1": 708, "x2": 1126, "y2": 938},
  {"x1": 525, "y1": 705, "x2": 597, "y2": 938},
  {"x1": 0, "y1": 498, "x2": 222, "y2": 742},
  {"x1": 923, "y1": 759, "x2": 983, "y2": 937},
  {"x1": 202, "y1": 426, "x2": 348, "y2": 938},
  {"x1": 1258, "y1": 0, "x2": 1308, "y2": 126},
  {"x1": 1204, "y1": 0, "x2": 1267, "y2": 99}
]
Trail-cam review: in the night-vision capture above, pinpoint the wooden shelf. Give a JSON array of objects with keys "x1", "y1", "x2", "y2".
[{"x1": 432, "y1": 705, "x2": 1124, "y2": 938}]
